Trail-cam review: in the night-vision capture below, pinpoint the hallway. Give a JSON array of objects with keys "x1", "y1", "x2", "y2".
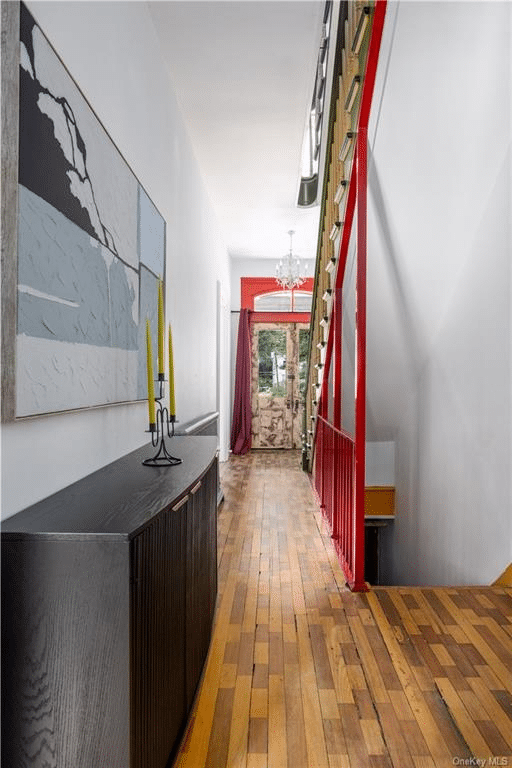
[{"x1": 173, "y1": 451, "x2": 512, "y2": 768}]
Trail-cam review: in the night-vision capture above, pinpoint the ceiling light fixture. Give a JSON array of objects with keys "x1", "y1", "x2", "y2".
[
  {"x1": 334, "y1": 179, "x2": 348, "y2": 204},
  {"x1": 345, "y1": 75, "x2": 361, "y2": 112},
  {"x1": 325, "y1": 257, "x2": 337, "y2": 274},
  {"x1": 352, "y1": 6, "x2": 370, "y2": 55},
  {"x1": 329, "y1": 221, "x2": 342, "y2": 240},
  {"x1": 339, "y1": 132, "x2": 355, "y2": 162},
  {"x1": 275, "y1": 230, "x2": 307, "y2": 290}
]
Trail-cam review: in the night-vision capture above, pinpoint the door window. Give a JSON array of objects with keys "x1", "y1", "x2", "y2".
[
  {"x1": 258, "y1": 329, "x2": 287, "y2": 396},
  {"x1": 298, "y1": 328, "x2": 310, "y2": 396}
]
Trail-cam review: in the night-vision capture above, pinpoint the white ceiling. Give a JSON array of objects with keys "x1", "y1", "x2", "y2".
[{"x1": 148, "y1": 1, "x2": 324, "y2": 262}]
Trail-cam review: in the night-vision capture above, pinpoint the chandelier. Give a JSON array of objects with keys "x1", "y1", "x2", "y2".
[{"x1": 275, "y1": 230, "x2": 307, "y2": 290}]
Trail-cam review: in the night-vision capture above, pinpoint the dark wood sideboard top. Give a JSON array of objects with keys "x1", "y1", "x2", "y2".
[{"x1": 1, "y1": 436, "x2": 218, "y2": 540}]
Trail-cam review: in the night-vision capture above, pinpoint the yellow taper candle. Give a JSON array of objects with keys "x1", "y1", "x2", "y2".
[
  {"x1": 146, "y1": 319, "x2": 156, "y2": 426},
  {"x1": 157, "y1": 279, "x2": 164, "y2": 376},
  {"x1": 168, "y1": 323, "x2": 176, "y2": 417}
]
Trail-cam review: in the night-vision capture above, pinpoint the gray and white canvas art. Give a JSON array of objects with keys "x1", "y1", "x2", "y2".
[{"x1": 16, "y1": 3, "x2": 165, "y2": 417}]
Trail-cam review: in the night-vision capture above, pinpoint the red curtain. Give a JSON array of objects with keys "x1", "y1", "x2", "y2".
[{"x1": 230, "y1": 308, "x2": 252, "y2": 454}]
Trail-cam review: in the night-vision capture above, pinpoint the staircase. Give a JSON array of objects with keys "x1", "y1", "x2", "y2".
[{"x1": 303, "y1": 0, "x2": 387, "y2": 591}]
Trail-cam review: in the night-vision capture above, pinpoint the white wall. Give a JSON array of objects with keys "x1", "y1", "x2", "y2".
[
  {"x1": 230, "y1": 257, "x2": 285, "y2": 311},
  {"x1": 510, "y1": 2, "x2": 512, "y2": 571},
  {"x1": 366, "y1": 442, "x2": 395, "y2": 486},
  {"x1": 1, "y1": 1, "x2": 230, "y2": 517},
  {"x1": 367, "y1": 1, "x2": 511, "y2": 584}
]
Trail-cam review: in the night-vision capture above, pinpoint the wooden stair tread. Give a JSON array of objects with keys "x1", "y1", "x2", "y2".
[{"x1": 365, "y1": 486, "x2": 396, "y2": 518}]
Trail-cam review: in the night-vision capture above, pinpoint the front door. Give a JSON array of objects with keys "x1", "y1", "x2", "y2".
[{"x1": 251, "y1": 323, "x2": 309, "y2": 449}]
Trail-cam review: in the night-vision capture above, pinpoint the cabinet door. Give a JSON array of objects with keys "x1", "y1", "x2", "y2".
[
  {"x1": 185, "y1": 460, "x2": 218, "y2": 710},
  {"x1": 131, "y1": 503, "x2": 186, "y2": 767},
  {"x1": 2, "y1": 539, "x2": 130, "y2": 768}
]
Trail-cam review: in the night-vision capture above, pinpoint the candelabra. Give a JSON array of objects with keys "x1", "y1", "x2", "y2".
[{"x1": 143, "y1": 377, "x2": 182, "y2": 467}]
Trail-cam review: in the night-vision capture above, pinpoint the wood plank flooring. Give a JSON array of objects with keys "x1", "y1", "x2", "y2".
[{"x1": 172, "y1": 450, "x2": 512, "y2": 768}]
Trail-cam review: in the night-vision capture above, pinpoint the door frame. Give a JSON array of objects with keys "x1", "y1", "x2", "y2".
[
  {"x1": 250, "y1": 322, "x2": 293, "y2": 449},
  {"x1": 238, "y1": 276, "x2": 312, "y2": 451}
]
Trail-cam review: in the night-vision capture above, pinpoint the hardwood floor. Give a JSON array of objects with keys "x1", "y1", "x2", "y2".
[{"x1": 172, "y1": 450, "x2": 512, "y2": 768}]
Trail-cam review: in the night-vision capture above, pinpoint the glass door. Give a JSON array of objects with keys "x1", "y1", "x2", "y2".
[{"x1": 251, "y1": 323, "x2": 309, "y2": 449}]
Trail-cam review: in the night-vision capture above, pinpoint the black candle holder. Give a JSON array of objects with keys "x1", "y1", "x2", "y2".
[{"x1": 143, "y1": 377, "x2": 182, "y2": 467}]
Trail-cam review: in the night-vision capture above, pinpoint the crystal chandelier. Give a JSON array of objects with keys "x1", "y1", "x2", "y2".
[{"x1": 275, "y1": 230, "x2": 306, "y2": 290}]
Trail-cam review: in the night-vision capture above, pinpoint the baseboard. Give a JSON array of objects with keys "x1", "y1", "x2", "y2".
[{"x1": 492, "y1": 562, "x2": 512, "y2": 587}]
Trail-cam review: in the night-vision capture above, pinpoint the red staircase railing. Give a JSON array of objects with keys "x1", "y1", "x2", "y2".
[
  {"x1": 310, "y1": 0, "x2": 387, "y2": 592},
  {"x1": 315, "y1": 416, "x2": 357, "y2": 582}
]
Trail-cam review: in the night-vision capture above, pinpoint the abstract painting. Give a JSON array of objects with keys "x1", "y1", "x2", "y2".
[{"x1": 14, "y1": 3, "x2": 165, "y2": 417}]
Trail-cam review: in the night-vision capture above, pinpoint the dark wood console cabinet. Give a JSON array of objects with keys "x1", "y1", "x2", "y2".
[{"x1": 1, "y1": 436, "x2": 218, "y2": 768}]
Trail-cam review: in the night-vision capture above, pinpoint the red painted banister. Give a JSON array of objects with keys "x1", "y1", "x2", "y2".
[
  {"x1": 315, "y1": 415, "x2": 357, "y2": 587},
  {"x1": 353, "y1": 126, "x2": 368, "y2": 592}
]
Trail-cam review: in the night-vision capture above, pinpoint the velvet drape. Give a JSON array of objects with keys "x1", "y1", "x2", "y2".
[{"x1": 230, "y1": 308, "x2": 252, "y2": 455}]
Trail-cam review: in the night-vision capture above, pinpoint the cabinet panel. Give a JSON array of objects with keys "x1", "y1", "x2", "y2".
[
  {"x1": 205, "y1": 460, "x2": 218, "y2": 630},
  {"x1": 185, "y1": 461, "x2": 218, "y2": 710},
  {"x1": 2, "y1": 539, "x2": 130, "y2": 767},
  {"x1": 131, "y1": 506, "x2": 186, "y2": 767}
]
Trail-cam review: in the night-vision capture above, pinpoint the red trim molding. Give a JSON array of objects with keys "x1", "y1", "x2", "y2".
[
  {"x1": 352, "y1": 127, "x2": 368, "y2": 593},
  {"x1": 241, "y1": 277, "x2": 314, "y2": 311},
  {"x1": 249, "y1": 312, "x2": 310, "y2": 325}
]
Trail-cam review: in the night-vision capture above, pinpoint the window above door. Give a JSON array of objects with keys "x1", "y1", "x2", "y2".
[
  {"x1": 241, "y1": 276, "x2": 314, "y2": 313},
  {"x1": 254, "y1": 290, "x2": 312, "y2": 313}
]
